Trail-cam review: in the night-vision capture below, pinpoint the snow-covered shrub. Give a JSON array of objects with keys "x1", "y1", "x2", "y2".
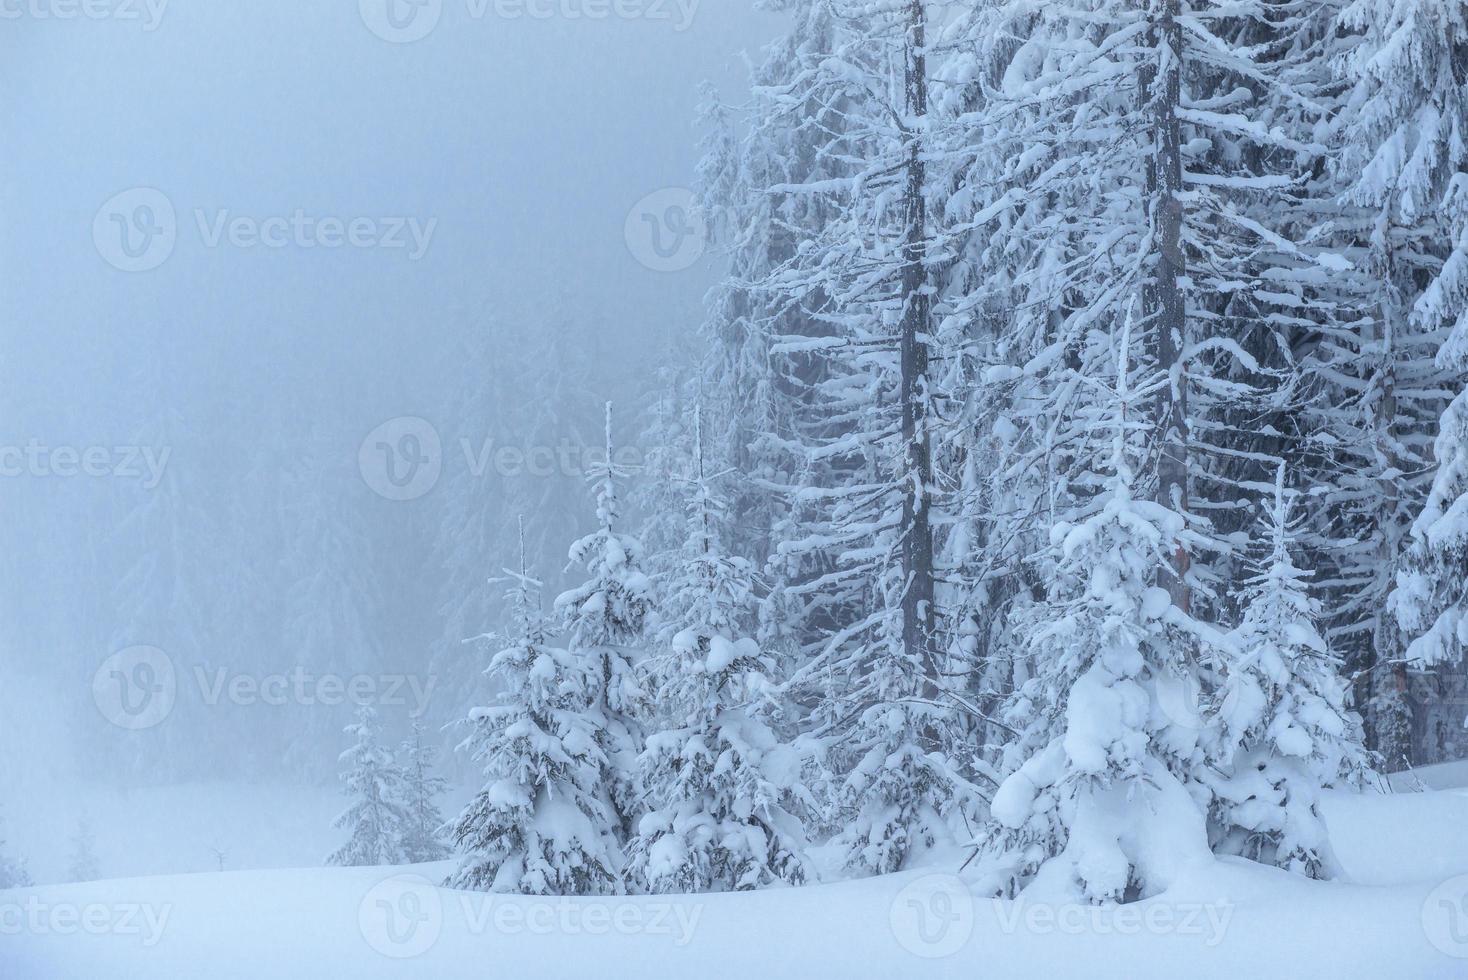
[
  {"x1": 627, "y1": 437, "x2": 814, "y2": 892},
  {"x1": 398, "y1": 722, "x2": 451, "y2": 864},
  {"x1": 447, "y1": 556, "x2": 621, "y2": 895},
  {"x1": 554, "y1": 403, "x2": 653, "y2": 840},
  {"x1": 327, "y1": 705, "x2": 409, "y2": 867},
  {"x1": 1205, "y1": 468, "x2": 1368, "y2": 878}
]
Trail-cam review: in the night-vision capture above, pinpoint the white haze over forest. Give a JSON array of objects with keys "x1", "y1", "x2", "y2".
[
  {"x1": 4, "y1": 3, "x2": 1468, "y2": 979},
  {"x1": 1, "y1": 3, "x2": 782, "y2": 807}
]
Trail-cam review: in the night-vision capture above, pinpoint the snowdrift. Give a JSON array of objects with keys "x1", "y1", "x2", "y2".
[{"x1": 5, "y1": 786, "x2": 1468, "y2": 979}]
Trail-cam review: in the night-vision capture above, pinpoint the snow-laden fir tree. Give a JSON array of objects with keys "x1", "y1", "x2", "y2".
[
  {"x1": 327, "y1": 705, "x2": 409, "y2": 867},
  {"x1": 626, "y1": 408, "x2": 815, "y2": 893},
  {"x1": 980, "y1": 325, "x2": 1226, "y2": 903},
  {"x1": 107, "y1": 350, "x2": 227, "y2": 780},
  {"x1": 922, "y1": 0, "x2": 1342, "y2": 778},
  {"x1": 447, "y1": 521, "x2": 620, "y2": 895},
  {"x1": 279, "y1": 420, "x2": 386, "y2": 780},
  {"x1": 1378, "y1": 0, "x2": 1468, "y2": 694},
  {"x1": 68, "y1": 813, "x2": 101, "y2": 883},
  {"x1": 694, "y1": 3, "x2": 864, "y2": 578},
  {"x1": 554, "y1": 403, "x2": 652, "y2": 841},
  {"x1": 399, "y1": 722, "x2": 451, "y2": 864},
  {"x1": 1396, "y1": 392, "x2": 1468, "y2": 671},
  {"x1": 426, "y1": 315, "x2": 509, "y2": 744},
  {"x1": 1390, "y1": 361, "x2": 1468, "y2": 755},
  {"x1": 632, "y1": 356, "x2": 697, "y2": 585},
  {"x1": 725, "y1": 0, "x2": 989, "y2": 877},
  {"x1": 1205, "y1": 466, "x2": 1367, "y2": 879},
  {"x1": 1304, "y1": 0, "x2": 1468, "y2": 752}
]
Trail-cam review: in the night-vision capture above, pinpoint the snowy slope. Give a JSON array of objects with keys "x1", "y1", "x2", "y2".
[
  {"x1": 1388, "y1": 760, "x2": 1468, "y2": 792},
  {"x1": 1, "y1": 780, "x2": 348, "y2": 885},
  {"x1": 5, "y1": 788, "x2": 1468, "y2": 979}
]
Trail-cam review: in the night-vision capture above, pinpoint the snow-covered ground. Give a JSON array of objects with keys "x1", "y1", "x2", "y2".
[
  {"x1": 3, "y1": 780, "x2": 346, "y2": 885},
  {"x1": 6, "y1": 784, "x2": 1468, "y2": 979}
]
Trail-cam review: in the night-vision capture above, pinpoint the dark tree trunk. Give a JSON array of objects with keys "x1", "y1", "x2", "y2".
[
  {"x1": 1143, "y1": 0, "x2": 1190, "y2": 612},
  {"x1": 900, "y1": 0, "x2": 937, "y2": 690}
]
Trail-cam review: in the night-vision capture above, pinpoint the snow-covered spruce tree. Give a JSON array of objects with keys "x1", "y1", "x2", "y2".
[
  {"x1": 426, "y1": 315, "x2": 509, "y2": 740},
  {"x1": 68, "y1": 813, "x2": 101, "y2": 883},
  {"x1": 107, "y1": 350, "x2": 225, "y2": 781},
  {"x1": 428, "y1": 312, "x2": 614, "y2": 765},
  {"x1": 447, "y1": 527, "x2": 620, "y2": 895},
  {"x1": 399, "y1": 722, "x2": 451, "y2": 864},
  {"x1": 632, "y1": 355, "x2": 697, "y2": 585},
  {"x1": 698, "y1": 1, "x2": 921, "y2": 715},
  {"x1": 1378, "y1": 1, "x2": 1468, "y2": 701},
  {"x1": 1395, "y1": 392, "x2": 1468, "y2": 672},
  {"x1": 279, "y1": 418, "x2": 387, "y2": 780},
  {"x1": 554, "y1": 403, "x2": 652, "y2": 842},
  {"x1": 1305, "y1": 0, "x2": 1468, "y2": 754},
  {"x1": 626, "y1": 409, "x2": 815, "y2": 893},
  {"x1": 1206, "y1": 466, "x2": 1367, "y2": 878},
  {"x1": 920, "y1": 1, "x2": 1076, "y2": 783},
  {"x1": 937, "y1": 0, "x2": 1344, "y2": 763},
  {"x1": 499, "y1": 313, "x2": 611, "y2": 592},
  {"x1": 730, "y1": 0, "x2": 985, "y2": 876},
  {"x1": 327, "y1": 705, "x2": 409, "y2": 867},
  {"x1": 980, "y1": 326, "x2": 1226, "y2": 903},
  {"x1": 694, "y1": 4, "x2": 864, "y2": 579}
]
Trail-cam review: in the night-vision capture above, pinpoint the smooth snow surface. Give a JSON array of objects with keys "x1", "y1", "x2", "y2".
[{"x1": 6, "y1": 786, "x2": 1468, "y2": 978}]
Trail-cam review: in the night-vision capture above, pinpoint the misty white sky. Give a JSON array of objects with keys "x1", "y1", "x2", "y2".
[
  {"x1": 0, "y1": 1, "x2": 790, "y2": 855},
  {"x1": 0, "y1": 1, "x2": 782, "y2": 420}
]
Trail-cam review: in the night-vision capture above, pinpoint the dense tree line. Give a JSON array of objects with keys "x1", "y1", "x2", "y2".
[{"x1": 447, "y1": 0, "x2": 1466, "y2": 900}]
